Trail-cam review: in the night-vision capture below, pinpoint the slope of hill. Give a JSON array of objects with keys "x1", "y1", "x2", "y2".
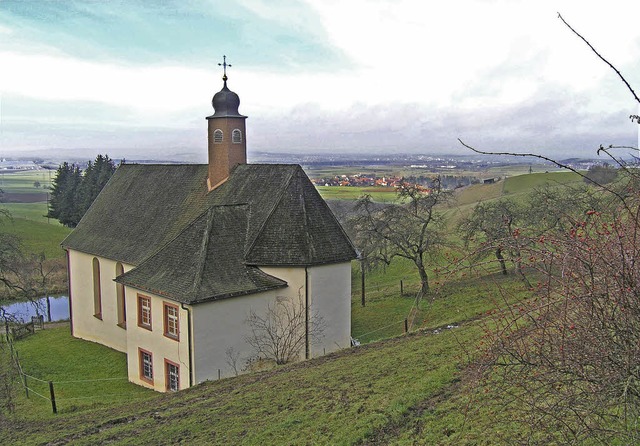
[
  {"x1": 2, "y1": 170, "x2": 588, "y2": 444},
  {"x1": 4, "y1": 323, "x2": 491, "y2": 445}
]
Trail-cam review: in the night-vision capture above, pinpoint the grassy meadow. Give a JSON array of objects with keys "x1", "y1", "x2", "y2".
[
  {"x1": 316, "y1": 185, "x2": 398, "y2": 202},
  {"x1": 1, "y1": 171, "x2": 70, "y2": 259},
  {"x1": 5, "y1": 265, "x2": 532, "y2": 444},
  {"x1": 1, "y1": 168, "x2": 591, "y2": 444},
  {"x1": 0, "y1": 170, "x2": 53, "y2": 190}
]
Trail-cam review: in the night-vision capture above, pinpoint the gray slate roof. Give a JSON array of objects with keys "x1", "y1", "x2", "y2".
[
  {"x1": 62, "y1": 163, "x2": 356, "y2": 303},
  {"x1": 115, "y1": 205, "x2": 287, "y2": 303}
]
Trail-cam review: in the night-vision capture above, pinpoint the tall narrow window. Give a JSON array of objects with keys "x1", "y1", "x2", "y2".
[
  {"x1": 163, "y1": 302, "x2": 179, "y2": 340},
  {"x1": 232, "y1": 129, "x2": 242, "y2": 144},
  {"x1": 138, "y1": 294, "x2": 152, "y2": 330},
  {"x1": 92, "y1": 257, "x2": 102, "y2": 319},
  {"x1": 213, "y1": 129, "x2": 223, "y2": 143},
  {"x1": 165, "y1": 359, "x2": 179, "y2": 392},
  {"x1": 116, "y1": 262, "x2": 126, "y2": 328},
  {"x1": 139, "y1": 348, "x2": 153, "y2": 384}
]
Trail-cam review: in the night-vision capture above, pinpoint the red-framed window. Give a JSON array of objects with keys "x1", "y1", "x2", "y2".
[
  {"x1": 139, "y1": 348, "x2": 153, "y2": 384},
  {"x1": 137, "y1": 294, "x2": 152, "y2": 330},
  {"x1": 165, "y1": 359, "x2": 179, "y2": 392},
  {"x1": 92, "y1": 257, "x2": 102, "y2": 319},
  {"x1": 163, "y1": 302, "x2": 179, "y2": 340}
]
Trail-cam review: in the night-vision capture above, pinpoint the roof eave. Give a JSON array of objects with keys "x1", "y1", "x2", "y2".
[
  {"x1": 246, "y1": 256, "x2": 358, "y2": 268},
  {"x1": 116, "y1": 280, "x2": 289, "y2": 305}
]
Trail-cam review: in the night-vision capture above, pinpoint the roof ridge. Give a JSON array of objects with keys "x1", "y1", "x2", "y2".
[
  {"x1": 298, "y1": 168, "x2": 312, "y2": 259},
  {"x1": 300, "y1": 169, "x2": 359, "y2": 258},
  {"x1": 190, "y1": 208, "x2": 216, "y2": 298},
  {"x1": 243, "y1": 166, "x2": 299, "y2": 258}
]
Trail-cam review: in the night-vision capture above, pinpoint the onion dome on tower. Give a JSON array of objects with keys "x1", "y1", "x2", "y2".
[
  {"x1": 206, "y1": 56, "x2": 248, "y2": 191},
  {"x1": 208, "y1": 56, "x2": 246, "y2": 119}
]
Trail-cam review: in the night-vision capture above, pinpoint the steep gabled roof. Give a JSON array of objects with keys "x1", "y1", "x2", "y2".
[
  {"x1": 61, "y1": 164, "x2": 211, "y2": 265},
  {"x1": 115, "y1": 205, "x2": 287, "y2": 304},
  {"x1": 62, "y1": 162, "x2": 357, "y2": 303}
]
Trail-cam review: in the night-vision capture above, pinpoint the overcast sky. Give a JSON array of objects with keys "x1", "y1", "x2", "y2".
[{"x1": 1, "y1": 0, "x2": 639, "y2": 161}]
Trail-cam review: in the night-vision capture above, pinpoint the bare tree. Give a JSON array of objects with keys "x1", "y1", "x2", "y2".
[
  {"x1": 245, "y1": 295, "x2": 325, "y2": 366},
  {"x1": 351, "y1": 180, "x2": 452, "y2": 295},
  {"x1": 458, "y1": 197, "x2": 523, "y2": 276},
  {"x1": 459, "y1": 185, "x2": 606, "y2": 280},
  {"x1": 458, "y1": 13, "x2": 640, "y2": 443}
]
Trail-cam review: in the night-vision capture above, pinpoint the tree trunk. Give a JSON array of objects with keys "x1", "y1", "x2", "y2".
[
  {"x1": 495, "y1": 248, "x2": 508, "y2": 275},
  {"x1": 46, "y1": 296, "x2": 52, "y2": 323},
  {"x1": 416, "y1": 257, "x2": 430, "y2": 295}
]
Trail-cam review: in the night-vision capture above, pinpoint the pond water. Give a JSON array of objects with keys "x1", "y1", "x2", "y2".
[{"x1": 2, "y1": 295, "x2": 70, "y2": 322}]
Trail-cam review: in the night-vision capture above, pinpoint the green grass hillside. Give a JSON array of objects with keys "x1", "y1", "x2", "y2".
[
  {"x1": 502, "y1": 171, "x2": 581, "y2": 195},
  {"x1": 4, "y1": 265, "x2": 532, "y2": 445},
  {"x1": 0, "y1": 202, "x2": 70, "y2": 259},
  {"x1": 317, "y1": 185, "x2": 398, "y2": 202},
  {"x1": 3, "y1": 322, "x2": 501, "y2": 445},
  {"x1": 2, "y1": 169, "x2": 592, "y2": 445}
]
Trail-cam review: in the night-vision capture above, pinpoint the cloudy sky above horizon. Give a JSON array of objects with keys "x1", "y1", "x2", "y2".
[{"x1": 1, "y1": 0, "x2": 639, "y2": 161}]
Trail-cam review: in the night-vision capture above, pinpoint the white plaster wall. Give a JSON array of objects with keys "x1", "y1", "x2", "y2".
[
  {"x1": 68, "y1": 250, "x2": 132, "y2": 353},
  {"x1": 192, "y1": 290, "x2": 279, "y2": 383},
  {"x1": 307, "y1": 262, "x2": 352, "y2": 356},
  {"x1": 191, "y1": 267, "x2": 306, "y2": 383},
  {"x1": 191, "y1": 264, "x2": 351, "y2": 384},
  {"x1": 124, "y1": 287, "x2": 190, "y2": 392}
]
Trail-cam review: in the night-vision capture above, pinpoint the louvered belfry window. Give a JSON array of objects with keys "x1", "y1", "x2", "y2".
[{"x1": 232, "y1": 129, "x2": 242, "y2": 144}]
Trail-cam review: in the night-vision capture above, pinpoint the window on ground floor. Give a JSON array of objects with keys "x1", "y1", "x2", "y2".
[
  {"x1": 165, "y1": 359, "x2": 179, "y2": 392},
  {"x1": 92, "y1": 257, "x2": 102, "y2": 319},
  {"x1": 139, "y1": 348, "x2": 153, "y2": 384}
]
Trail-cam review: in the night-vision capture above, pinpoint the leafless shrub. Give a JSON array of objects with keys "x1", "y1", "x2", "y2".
[
  {"x1": 245, "y1": 294, "x2": 325, "y2": 365},
  {"x1": 224, "y1": 347, "x2": 242, "y2": 377}
]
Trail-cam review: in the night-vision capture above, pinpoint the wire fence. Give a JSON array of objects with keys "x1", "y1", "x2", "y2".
[
  {"x1": 4, "y1": 326, "x2": 131, "y2": 414},
  {"x1": 353, "y1": 283, "x2": 424, "y2": 343}
]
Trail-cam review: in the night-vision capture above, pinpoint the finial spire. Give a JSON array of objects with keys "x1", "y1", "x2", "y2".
[{"x1": 218, "y1": 55, "x2": 231, "y2": 82}]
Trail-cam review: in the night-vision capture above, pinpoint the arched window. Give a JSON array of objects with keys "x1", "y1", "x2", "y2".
[
  {"x1": 213, "y1": 129, "x2": 223, "y2": 143},
  {"x1": 116, "y1": 262, "x2": 126, "y2": 328},
  {"x1": 232, "y1": 129, "x2": 242, "y2": 144},
  {"x1": 93, "y1": 257, "x2": 102, "y2": 319}
]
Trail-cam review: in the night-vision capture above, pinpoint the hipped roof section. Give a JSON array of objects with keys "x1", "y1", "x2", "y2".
[
  {"x1": 116, "y1": 205, "x2": 287, "y2": 304},
  {"x1": 62, "y1": 163, "x2": 357, "y2": 302}
]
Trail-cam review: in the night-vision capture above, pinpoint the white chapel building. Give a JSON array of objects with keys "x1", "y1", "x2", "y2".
[{"x1": 61, "y1": 67, "x2": 357, "y2": 392}]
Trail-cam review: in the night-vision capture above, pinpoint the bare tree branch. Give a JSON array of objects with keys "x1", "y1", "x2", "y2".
[{"x1": 558, "y1": 12, "x2": 640, "y2": 105}]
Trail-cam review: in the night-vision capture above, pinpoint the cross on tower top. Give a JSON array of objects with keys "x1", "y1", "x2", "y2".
[{"x1": 218, "y1": 55, "x2": 231, "y2": 81}]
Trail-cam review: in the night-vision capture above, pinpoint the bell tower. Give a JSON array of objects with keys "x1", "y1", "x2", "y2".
[{"x1": 206, "y1": 56, "x2": 247, "y2": 190}]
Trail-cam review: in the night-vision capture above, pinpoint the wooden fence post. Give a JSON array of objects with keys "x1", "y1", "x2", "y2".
[
  {"x1": 49, "y1": 381, "x2": 57, "y2": 414},
  {"x1": 404, "y1": 318, "x2": 408, "y2": 334},
  {"x1": 400, "y1": 280, "x2": 404, "y2": 296}
]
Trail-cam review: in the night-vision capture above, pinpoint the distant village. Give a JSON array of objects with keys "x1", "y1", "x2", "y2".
[{"x1": 310, "y1": 173, "x2": 484, "y2": 190}]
